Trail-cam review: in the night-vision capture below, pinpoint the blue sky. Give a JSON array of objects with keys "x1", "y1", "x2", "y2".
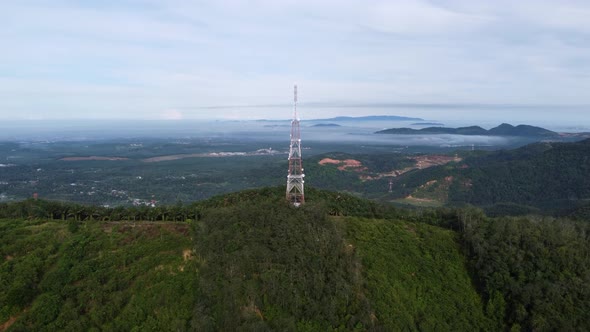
[{"x1": 1, "y1": 0, "x2": 590, "y2": 121}]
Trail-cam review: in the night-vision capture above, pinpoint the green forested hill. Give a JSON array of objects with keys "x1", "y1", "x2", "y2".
[
  {"x1": 0, "y1": 189, "x2": 487, "y2": 331},
  {"x1": 393, "y1": 139, "x2": 590, "y2": 215},
  {"x1": 1, "y1": 188, "x2": 589, "y2": 331}
]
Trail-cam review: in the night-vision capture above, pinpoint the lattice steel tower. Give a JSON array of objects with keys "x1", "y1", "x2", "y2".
[{"x1": 286, "y1": 84, "x2": 305, "y2": 206}]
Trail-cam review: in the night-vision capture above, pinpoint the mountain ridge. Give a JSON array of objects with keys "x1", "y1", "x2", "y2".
[{"x1": 376, "y1": 123, "x2": 558, "y2": 137}]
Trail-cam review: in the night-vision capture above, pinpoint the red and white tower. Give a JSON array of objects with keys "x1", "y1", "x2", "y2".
[{"x1": 286, "y1": 84, "x2": 305, "y2": 206}]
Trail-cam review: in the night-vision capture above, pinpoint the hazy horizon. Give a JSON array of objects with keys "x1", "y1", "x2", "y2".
[
  {"x1": 1, "y1": 103, "x2": 588, "y2": 134},
  {"x1": 0, "y1": 106, "x2": 588, "y2": 142}
]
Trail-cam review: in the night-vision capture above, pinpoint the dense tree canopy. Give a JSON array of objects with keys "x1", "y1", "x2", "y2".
[{"x1": 1, "y1": 187, "x2": 589, "y2": 331}]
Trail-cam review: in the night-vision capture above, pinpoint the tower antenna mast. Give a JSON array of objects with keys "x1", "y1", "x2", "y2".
[
  {"x1": 294, "y1": 84, "x2": 298, "y2": 119},
  {"x1": 286, "y1": 84, "x2": 305, "y2": 206}
]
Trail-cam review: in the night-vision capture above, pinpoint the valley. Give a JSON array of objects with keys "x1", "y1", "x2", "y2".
[{"x1": 2, "y1": 126, "x2": 590, "y2": 217}]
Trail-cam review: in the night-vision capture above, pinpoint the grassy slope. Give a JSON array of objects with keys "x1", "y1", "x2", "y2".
[{"x1": 343, "y1": 217, "x2": 491, "y2": 331}]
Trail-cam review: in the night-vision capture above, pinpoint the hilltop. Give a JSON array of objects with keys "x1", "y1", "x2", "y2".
[
  {"x1": 0, "y1": 188, "x2": 489, "y2": 331},
  {"x1": 376, "y1": 123, "x2": 558, "y2": 137},
  {"x1": 1, "y1": 187, "x2": 589, "y2": 331}
]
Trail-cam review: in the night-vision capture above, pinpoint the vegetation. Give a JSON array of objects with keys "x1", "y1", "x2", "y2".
[
  {"x1": 343, "y1": 217, "x2": 491, "y2": 330},
  {"x1": 1, "y1": 188, "x2": 589, "y2": 331},
  {"x1": 460, "y1": 210, "x2": 590, "y2": 331},
  {"x1": 450, "y1": 139, "x2": 590, "y2": 214},
  {"x1": 4, "y1": 136, "x2": 589, "y2": 215},
  {"x1": 0, "y1": 219, "x2": 197, "y2": 331},
  {"x1": 391, "y1": 139, "x2": 590, "y2": 215},
  {"x1": 0, "y1": 186, "x2": 400, "y2": 222},
  {"x1": 0, "y1": 138, "x2": 289, "y2": 206},
  {"x1": 192, "y1": 200, "x2": 373, "y2": 330}
]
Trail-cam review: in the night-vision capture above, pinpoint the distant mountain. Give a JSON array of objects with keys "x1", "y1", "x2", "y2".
[
  {"x1": 411, "y1": 122, "x2": 444, "y2": 126},
  {"x1": 376, "y1": 123, "x2": 558, "y2": 137},
  {"x1": 376, "y1": 126, "x2": 487, "y2": 135},
  {"x1": 311, "y1": 123, "x2": 341, "y2": 127},
  {"x1": 487, "y1": 123, "x2": 557, "y2": 137},
  {"x1": 309, "y1": 115, "x2": 424, "y2": 122}
]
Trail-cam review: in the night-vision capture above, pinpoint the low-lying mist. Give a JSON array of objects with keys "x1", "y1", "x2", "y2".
[{"x1": 0, "y1": 119, "x2": 555, "y2": 150}]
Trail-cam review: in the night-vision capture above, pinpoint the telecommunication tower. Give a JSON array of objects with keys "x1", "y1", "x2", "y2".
[{"x1": 286, "y1": 84, "x2": 305, "y2": 206}]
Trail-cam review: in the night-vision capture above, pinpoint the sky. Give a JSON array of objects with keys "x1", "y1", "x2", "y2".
[{"x1": 1, "y1": 0, "x2": 590, "y2": 122}]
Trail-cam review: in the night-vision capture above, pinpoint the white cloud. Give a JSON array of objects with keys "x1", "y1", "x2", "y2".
[
  {"x1": 360, "y1": 0, "x2": 492, "y2": 35},
  {"x1": 0, "y1": 0, "x2": 589, "y2": 121},
  {"x1": 505, "y1": 1, "x2": 590, "y2": 33}
]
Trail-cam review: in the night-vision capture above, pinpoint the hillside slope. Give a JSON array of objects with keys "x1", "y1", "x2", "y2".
[
  {"x1": 2, "y1": 188, "x2": 590, "y2": 330},
  {"x1": 0, "y1": 219, "x2": 197, "y2": 331},
  {"x1": 392, "y1": 139, "x2": 590, "y2": 214},
  {"x1": 0, "y1": 190, "x2": 491, "y2": 331},
  {"x1": 343, "y1": 217, "x2": 491, "y2": 330}
]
